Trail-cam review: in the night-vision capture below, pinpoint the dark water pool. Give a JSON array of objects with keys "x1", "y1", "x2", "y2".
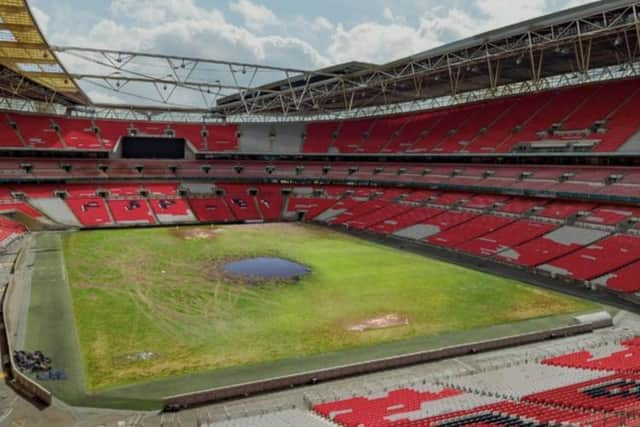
[{"x1": 222, "y1": 257, "x2": 310, "y2": 280}]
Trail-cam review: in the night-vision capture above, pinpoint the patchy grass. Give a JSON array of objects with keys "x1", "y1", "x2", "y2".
[{"x1": 63, "y1": 223, "x2": 594, "y2": 391}]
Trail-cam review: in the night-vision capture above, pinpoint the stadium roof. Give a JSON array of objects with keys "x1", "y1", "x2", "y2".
[
  {"x1": 4, "y1": 0, "x2": 640, "y2": 120},
  {"x1": 0, "y1": 0, "x2": 88, "y2": 106}
]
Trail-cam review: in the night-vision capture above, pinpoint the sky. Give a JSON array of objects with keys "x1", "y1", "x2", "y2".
[
  {"x1": 31, "y1": 0, "x2": 595, "y2": 69},
  {"x1": 27, "y1": 0, "x2": 596, "y2": 107}
]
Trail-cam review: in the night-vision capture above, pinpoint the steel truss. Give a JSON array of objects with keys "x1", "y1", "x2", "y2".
[{"x1": 16, "y1": 0, "x2": 640, "y2": 122}]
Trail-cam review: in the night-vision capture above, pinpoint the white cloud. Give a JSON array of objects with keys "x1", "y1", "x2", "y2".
[
  {"x1": 31, "y1": 6, "x2": 50, "y2": 33},
  {"x1": 229, "y1": 0, "x2": 278, "y2": 33},
  {"x1": 564, "y1": 0, "x2": 594, "y2": 8},
  {"x1": 311, "y1": 16, "x2": 333, "y2": 33},
  {"x1": 49, "y1": 0, "x2": 329, "y2": 70},
  {"x1": 35, "y1": 0, "x2": 594, "y2": 106},
  {"x1": 328, "y1": 21, "x2": 439, "y2": 65},
  {"x1": 326, "y1": 0, "x2": 584, "y2": 65}
]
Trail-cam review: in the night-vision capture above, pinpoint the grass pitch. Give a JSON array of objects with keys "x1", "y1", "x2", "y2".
[{"x1": 59, "y1": 223, "x2": 594, "y2": 392}]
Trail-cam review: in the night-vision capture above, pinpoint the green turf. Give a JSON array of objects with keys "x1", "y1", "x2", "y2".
[{"x1": 55, "y1": 223, "x2": 595, "y2": 394}]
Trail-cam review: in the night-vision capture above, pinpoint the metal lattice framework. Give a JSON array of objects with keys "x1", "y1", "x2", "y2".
[
  {"x1": 0, "y1": 0, "x2": 88, "y2": 105},
  {"x1": 3, "y1": 0, "x2": 640, "y2": 122}
]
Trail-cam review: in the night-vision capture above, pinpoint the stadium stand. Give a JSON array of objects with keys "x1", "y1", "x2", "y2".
[
  {"x1": 10, "y1": 114, "x2": 63, "y2": 148},
  {"x1": 188, "y1": 197, "x2": 236, "y2": 223},
  {"x1": 313, "y1": 387, "x2": 463, "y2": 426},
  {"x1": 55, "y1": 117, "x2": 101, "y2": 149},
  {"x1": 543, "y1": 338, "x2": 640, "y2": 372},
  {"x1": 538, "y1": 234, "x2": 640, "y2": 280},
  {"x1": 427, "y1": 215, "x2": 514, "y2": 248},
  {"x1": 66, "y1": 198, "x2": 113, "y2": 227},
  {"x1": 594, "y1": 261, "x2": 640, "y2": 293},
  {"x1": 457, "y1": 220, "x2": 557, "y2": 257},
  {"x1": 149, "y1": 198, "x2": 196, "y2": 224},
  {"x1": 2, "y1": 79, "x2": 640, "y2": 157},
  {"x1": 107, "y1": 199, "x2": 156, "y2": 225},
  {"x1": 497, "y1": 226, "x2": 608, "y2": 267}
]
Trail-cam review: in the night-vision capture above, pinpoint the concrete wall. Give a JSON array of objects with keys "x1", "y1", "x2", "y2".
[
  {"x1": 238, "y1": 123, "x2": 305, "y2": 154},
  {"x1": 163, "y1": 321, "x2": 604, "y2": 409},
  {"x1": 1, "y1": 241, "x2": 52, "y2": 406}
]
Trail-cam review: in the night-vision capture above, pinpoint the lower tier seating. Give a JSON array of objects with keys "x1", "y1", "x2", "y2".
[
  {"x1": 66, "y1": 198, "x2": 113, "y2": 227},
  {"x1": 539, "y1": 234, "x2": 640, "y2": 280},
  {"x1": 543, "y1": 338, "x2": 640, "y2": 373},
  {"x1": 457, "y1": 220, "x2": 556, "y2": 257},
  {"x1": 497, "y1": 226, "x2": 609, "y2": 267},
  {"x1": 107, "y1": 199, "x2": 156, "y2": 225},
  {"x1": 313, "y1": 387, "x2": 463, "y2": 427},
  {"x1": 188, "y1": 198, "x2": 235, "y2": 223}
]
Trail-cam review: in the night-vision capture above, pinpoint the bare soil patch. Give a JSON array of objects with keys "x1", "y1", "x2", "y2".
[
  {"x1": 172, "y1": 227, "x2": 221, "y2": 240},
  {"x1": 347, "y1": 314, "x2": 410, "y2": 332}
]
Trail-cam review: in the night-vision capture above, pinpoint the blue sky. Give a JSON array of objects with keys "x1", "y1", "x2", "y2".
[{"x1": 30, "y1": 0, "x2": 594, "y2": 69}]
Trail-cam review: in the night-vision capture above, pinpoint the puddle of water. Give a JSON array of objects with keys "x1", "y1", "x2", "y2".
[{"x1": 223, "y1": 257, "x2": 310, "y2": 280}]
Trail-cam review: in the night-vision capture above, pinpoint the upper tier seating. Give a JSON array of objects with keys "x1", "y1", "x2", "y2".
[
  {"x1": 303, "y1": 122, "x2": 337, "y2": 153},
  {"x1": 10, "y1": 114, "x2": 63, "y2": 148},
  {"x1": 95, "y1": 119, "x2": 130, "y2": 149},
  {"x1": 2, "y1": 78, "x2": 640, "y2": 155},
  {"x1": 332, "y1": 119, "x2": 373, "y2": 153},
  {"x1": 0, "y1": 114, "x2": 23, "y2": 147},
  {"x1": 55, "y1": 118, "x2": 101, "y2": 149}
]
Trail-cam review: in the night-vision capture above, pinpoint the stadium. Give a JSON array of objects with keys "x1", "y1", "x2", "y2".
[{"x1": 1, "y1": 0, "x2": 640, "y2": 425}]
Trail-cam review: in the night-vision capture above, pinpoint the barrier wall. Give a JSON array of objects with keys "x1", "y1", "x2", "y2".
[
  {"x1": 1, "y1": 240, "x2": 52, "y2": 406},
  {"x1": 163, "y1": 320, "x2": 608, "y2": 409}
]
